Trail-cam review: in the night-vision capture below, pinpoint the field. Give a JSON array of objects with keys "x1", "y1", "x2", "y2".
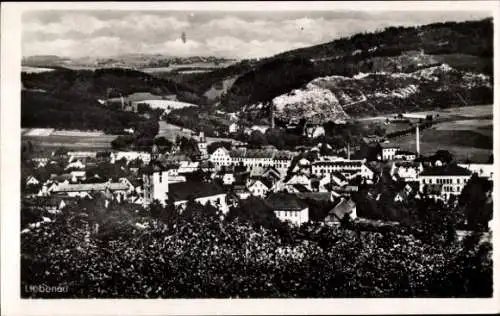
[
  {"x1": 158, "y1": 122, "x2": 243, "y2": 145},
  {"x1": 21, "y1": 66, "x2": 55, "y2": 73},
  {"x1": 365, "y1": 105, "x2": 494, "y2": 163},
  {"x1": 22, "y1": 128, "x2": 116, "y2": 152},
  {"x1": 141, "y1": 61, "x2": 236, "y2": 74},
  {"x1": 357, "y1": 104, "x2": 493, "y2": 122}
]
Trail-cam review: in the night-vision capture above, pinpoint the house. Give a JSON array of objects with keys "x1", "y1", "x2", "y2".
[
  {"x1": 305, "y1": 125, "x2": 325, "y2": 138},
  {"x1": 378, "y1": 143, "x2": 400, "y2": 161},
  {"x1": 311, "y1": 158, "x2": 373, "y2": 180},
  {"x1": 390, "y1": 162, "x2": 423, "y2": 182},
  {"x1": 67, "y1": 151, "x2": 97, "y2": 162},
  {"x1": 394, "y1": 150, "x2": 416, "y2": 161},
  {"x1": 247, "y1": 179, "x2": 272, "y2": 198},
  {"x1": 177, "y1": 161, "x2": 200, "y2": 174},
  {"x1": 196, "y1": 132, "x2": 208, "y2": 160},
  {"x1": 286, "y1": 183, "x2": 312, "y2": 194},
  {"x1": 51, "y1": 182, "x2": 129, "y2": 200},
  {"x1": 32, "y1": 157, "x2": 49, "y2": 168},
  {"x1": 65, "y1": 159, "x2": 86, "y2": 170},
  {"x1": 285, "y1": 174, "x2": 311, "y2": 188},
  {"x1": 119, "y1": 177, "x2": 143, "y2": 195},
  {"x1": 70, "y1": 171, "x2": 86, "y2": 182},
  {"x1": 419, "y1": 164, "x2": 472, "y2": 200},
  {"x1": 228, "y1": 122, "x2": 239, "y2": 134},
  {"x1": 209, "y1": 147, "x2": 232, "y2": 168},
  {"x1": 142, "y1": 169, "x2": 187, "y2": 206},
  {"x1": 266, "y1": 192, "x2": 309, "y2": 226},
  {"x1": 458, "y1": 163, "x2": 494, "y2": 180},
  {"x1": 273, "y1": 152, "x2": 294, "y2": 176},
  {"x1": 221, "y1": 172, "x2": 236, "y2": 186},
  {"x1": 111, "y1": 151, "x2": 151, "y2": 164},
  {"x1": 35, "y1": 196, "x2": 78, "y2": 214},
  {"x1": 250, "y1": 125, "x2": 270, "y2": 134},
  {"x1": 26, "y1": 176, "x2": 40, "y2": 186},
  {"x1": 294, "y1": 192, "x2": 335, "y2": 204},
  {"x1": 261, "y1": 166, "x2": 282, "y2": 184},
  {"x1": 232, "y1": 184, "x2": 251, "y2": 200},
  {"x1": 325, "y1": 198, "x2": 357, "y2": 225},
  {"x1": 318, "y1": 172, "x2": 348, "y2": 191},
  {"x1": 168, "y1": 181, "x2": 229, "y2": 214}
]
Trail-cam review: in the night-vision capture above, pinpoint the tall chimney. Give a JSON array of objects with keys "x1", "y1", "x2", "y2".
[
  {"x1": 416, "y1": 125, "x2": 420, "y2": 156},
  {"x1": 347, "y1": 143, "x2": 351, "y2": 160},
  {"x1": 270, "y1": 103, "x2": 275, "y2": 129}
]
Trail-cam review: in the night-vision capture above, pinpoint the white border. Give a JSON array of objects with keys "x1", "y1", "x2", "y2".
[{"x1": 2, "y1": 1, "x2": 499, "y2": 315}]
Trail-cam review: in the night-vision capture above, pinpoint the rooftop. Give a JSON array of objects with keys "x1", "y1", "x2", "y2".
[
  {"x1": 326, "y1": 198, "x2": 356, "y2": 223},
  {"x1": 168, "y1": 181, "x2": 225, "y2": 201},
  {"x1": 53, "y1": 182, "x2": 129, "y2": 192},
  {"x1": 420, "y1": 164, "x2": 472, "y2": 177},
  {"x1": 266, "y1": 192, "x2": 308, "y2": 211}
]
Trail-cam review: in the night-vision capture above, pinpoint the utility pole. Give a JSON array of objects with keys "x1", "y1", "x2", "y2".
[{"x1": 416, "y1": 124, "x2": 420, "y2": 157}]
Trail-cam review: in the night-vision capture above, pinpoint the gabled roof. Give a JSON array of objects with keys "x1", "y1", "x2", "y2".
[
  {"x1": 53, "y1": 182, "x2": 128, "y2": 192},
  {"x1": 379, "y1": 142, "x2": 400, "y2": 149},
  {"x1": 325, "y1": 198, "x2": 356, "y2": 223},
  {"x1": 420, "y1": 164, "x2": 472, "y2": 176},
  {"x1": 295, "y1": 192, "x2": 332, "y2": 202},
  {"x1": 168, "y1": 182, "x2": 225, "y2": 201},
  {"x1": 247, "y1": 178, "x2": 273, "y2": 189},
  {"x1": 292, "y1": 183, "x2": 311, "y2": 193},
  {"x1": 395, "y1": 150, "x2": 415, "y2": 155},
  {"x1": 266, "y1": 192, "x2": 308, "y2": 211},
  {"x1": 394, "y1": 161, "x2": 421, "y2": 169}
]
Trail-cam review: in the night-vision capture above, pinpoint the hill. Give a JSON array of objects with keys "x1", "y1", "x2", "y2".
[
  {"x1": 207, "y1": 18, "x2": 493, "y2": 118},
  {"x1": 22, "y1": 67, "x2": 206, "y2": 105}
]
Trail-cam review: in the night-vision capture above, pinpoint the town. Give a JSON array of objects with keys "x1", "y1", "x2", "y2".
[
  {"x1": 15, "y1": 7, "x2": 495, "y2": 301},
  {"x1": 22, "y1": 117, "x2": 494, "y2": 231}
]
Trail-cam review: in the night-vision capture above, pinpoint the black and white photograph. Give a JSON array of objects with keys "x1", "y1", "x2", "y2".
[{"x1": 1, "y1": 1, "x2": 499, "y2": 315}]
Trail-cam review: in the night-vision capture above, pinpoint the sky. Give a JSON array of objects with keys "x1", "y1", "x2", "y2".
[{"x1": 22, "y1": 10, "x2": 491, "y2": 59}]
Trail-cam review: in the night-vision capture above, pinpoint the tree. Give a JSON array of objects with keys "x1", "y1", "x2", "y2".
[
  {"x1": 111, "y1": 135, "x2": 134, "y2": 150},
  {"x1": 225, "y1": 196, "x2": 281, "y2": 230},
  {"x1": 207, "y1": 141, "x2": 232, "y2": 155},
  {"x1": 137, "y1": 103, "x2": 152, "y2": 114},
  {"x1": 247, "y1": 130, "x2": 267, "y2": 149}
]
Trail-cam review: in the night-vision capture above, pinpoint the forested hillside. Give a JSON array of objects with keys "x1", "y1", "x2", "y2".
[{"x1": 216, "y1": 18, "x2": 493, "y2": 117}]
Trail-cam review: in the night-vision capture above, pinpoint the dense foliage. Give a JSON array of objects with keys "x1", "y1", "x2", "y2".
[{"x1": 21, "y1": 194, "x2": 492, "y2": 298}]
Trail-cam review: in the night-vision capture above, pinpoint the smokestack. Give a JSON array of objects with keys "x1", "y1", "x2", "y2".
[
  {"x1": 270, "y1": 103, "x2": 275, "y2": 129},
  {"x1": 416, "y1": 125, "x2": 420, "y2": 156},
  {"x1": 347, "y1": 143, "x2": 351, "y2": 160},
  {"x1": 120, "y1": 94, "x2": 125, "y2": 110}
]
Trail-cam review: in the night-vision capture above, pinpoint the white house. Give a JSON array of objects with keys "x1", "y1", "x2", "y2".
[
  {"x1": 379, "y1": 143, "x2": 400, "y2": 161},
  {"x1": 228, "y1": 122, "x2": 239, "y2": 134},
  {"x1": 210, "y1": 147, "x2": 232, "y2": 168},
  {"x1": 419, "y1": 165, "x2": 472, "y2": 200},
  {"x1": 222, "y1": 173, "x2": 236, "y2": 186},
  {"x1": 111, "y1": 151, "x2": 151, "y2": 164},
  {"x1": 266, "y1": 192, "x2": 309, "y2": 226},
  {"x1": 390, "y1": 162, "x2": 423, "y2": 182},
  {"x1": 311, "y1": 158, "x2": 373, "y2": 180},
  {"x1": 51, "y1": 182, "x2": 129, "y2": 199},
  {"x1": 458, "y1": 163, "x2": 494, "y2": 180},
  {"x1": 247, "y1": 179, "x2": 272, "y2": 198},
  {"x1": 168, "y1": 182, "x2": 229, "y2": 214},
  {"x1": 394, "y1": 150, "x2": 417, "y2": 161},
  {"x1": 70, "y1": 171, "x2": 86, "y2": 182},
  {"x1": 325, "y1": 198, "x2": 357, "y2": 225},
  {"x1": 65, "y1": 159, "x2": 86, "y2": 170},
  {"x1": 26, "y1": 176, "x2": 40, "y2": 186},
  {"x1": 142, "y1": 170, "x2": 187, "y2": 206}
]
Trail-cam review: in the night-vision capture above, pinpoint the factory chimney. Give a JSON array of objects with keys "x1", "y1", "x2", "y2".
[
  {"x1": 270, "y1": 103, "x2": 275, "y2": 129},
  {"x1": 416, "y1": 125, "x2": 420, "y2": 156}
]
